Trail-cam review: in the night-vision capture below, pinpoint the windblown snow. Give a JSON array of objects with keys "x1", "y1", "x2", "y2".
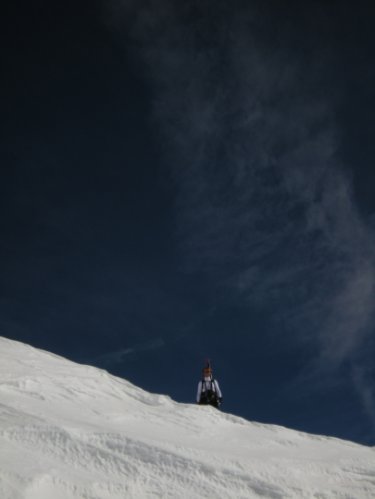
[{"x1": 0, "y1": 337, "x2": 374, "y2": 499}]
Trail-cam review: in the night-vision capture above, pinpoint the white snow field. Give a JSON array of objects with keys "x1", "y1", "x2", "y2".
[{"x1": 0, "y1": 337, "x2": 374, "y2": 499}]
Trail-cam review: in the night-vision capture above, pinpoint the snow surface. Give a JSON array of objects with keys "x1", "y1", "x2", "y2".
[{"x1": 0, "y1": 337, "x2": 374, "y2": 499}]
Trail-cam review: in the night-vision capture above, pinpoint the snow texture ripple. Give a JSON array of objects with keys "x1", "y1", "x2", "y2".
[{"x1": 0, "y1": 336, "x2": 374, "y2": 498}]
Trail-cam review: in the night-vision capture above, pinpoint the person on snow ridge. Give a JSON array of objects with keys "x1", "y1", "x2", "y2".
[{"x1": 196, "y1": 361, "x2": 222, "y2": 408}]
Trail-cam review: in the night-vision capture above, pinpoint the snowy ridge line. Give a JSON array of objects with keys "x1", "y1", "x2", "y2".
[{"x1": 0, "y1": 336, "x2": 374, "y2": 498}]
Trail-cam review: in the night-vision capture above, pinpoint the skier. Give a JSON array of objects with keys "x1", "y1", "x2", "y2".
[{"x1": 196, "y1": 360, "x2": 222, "y2": 408}]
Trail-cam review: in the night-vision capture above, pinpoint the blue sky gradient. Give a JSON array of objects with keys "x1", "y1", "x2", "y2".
[{"x1": 2, "y1": 0, "x2": 375, "y2": 444}]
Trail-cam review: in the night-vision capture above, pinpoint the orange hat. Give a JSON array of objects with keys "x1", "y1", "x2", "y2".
[{"x1": 203, "y1": 366, "x2": 212, "y2": 376}]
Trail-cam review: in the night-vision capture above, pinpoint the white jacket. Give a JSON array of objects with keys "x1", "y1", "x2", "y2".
[{"x1": 196, "y1": 376, "x2": 222, "y2": 402}]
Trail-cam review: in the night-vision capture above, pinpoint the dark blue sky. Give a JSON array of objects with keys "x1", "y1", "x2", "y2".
[{"x1": 2, "y1": 0, "x2": 375, "y2": 445}]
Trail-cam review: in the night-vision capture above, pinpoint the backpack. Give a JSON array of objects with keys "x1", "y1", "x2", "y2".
[{"x1": 200, "y1": 379, "x2": 220, "y2": 407}]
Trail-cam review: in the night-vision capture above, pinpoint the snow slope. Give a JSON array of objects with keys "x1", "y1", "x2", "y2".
[{"x1": 0, "y1": 337, "x2": 374, "y2": 499}]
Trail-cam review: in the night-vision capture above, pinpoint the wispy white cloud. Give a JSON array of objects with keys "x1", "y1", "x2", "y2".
[
  {"x1": 351, "y1": 365, "x2": 375, "y2": 440},
  {"x1": 93, "y1": 337, "x2": 165, "y2": 366},
  {"x1": 108, "y1": 0, "x2": 375, "y2": 423}
]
